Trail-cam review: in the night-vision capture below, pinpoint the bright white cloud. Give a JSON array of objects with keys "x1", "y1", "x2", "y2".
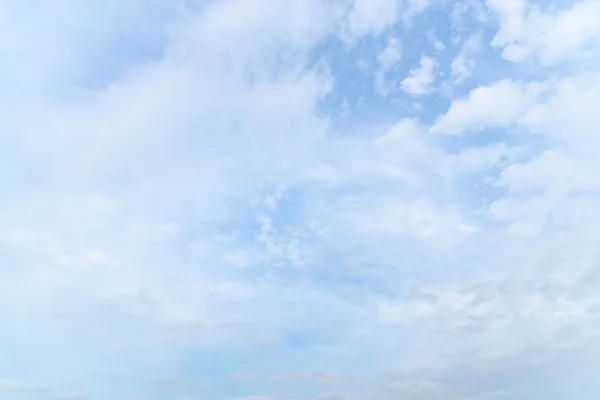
[{"x1": 430, "y1": 79, "x2": 546, "y2": 135}]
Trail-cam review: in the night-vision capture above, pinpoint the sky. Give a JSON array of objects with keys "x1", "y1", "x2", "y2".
[{"x1": 2, "y1": 0, "x2": 600, "y2": 399}]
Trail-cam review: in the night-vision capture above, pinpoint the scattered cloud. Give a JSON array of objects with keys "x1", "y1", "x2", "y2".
[
  {"x1": 401, "y1": 55, "x2": 437, "y2": 94},
  {"x1": 2, "y1": 0, "x2": 600, "y2": 399}
]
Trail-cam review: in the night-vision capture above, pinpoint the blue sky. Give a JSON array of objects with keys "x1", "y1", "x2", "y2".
[{"x1": 2, "y1": 0, "x2": 600, "y2": 399}]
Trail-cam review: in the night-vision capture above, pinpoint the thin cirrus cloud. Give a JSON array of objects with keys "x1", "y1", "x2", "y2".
[{"x1": 2, "y1": 0, "x2": 600, "y2": 400}]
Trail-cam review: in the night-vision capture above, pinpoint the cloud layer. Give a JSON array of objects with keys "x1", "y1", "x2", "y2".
[{"x1": 2, "y1": 0, "x2": 600, "y2": 399}]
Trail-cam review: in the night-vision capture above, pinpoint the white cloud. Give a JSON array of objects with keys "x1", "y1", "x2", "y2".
[
  {"x1": 375, "y1": 37, "x2": 402, "y2": 97},
  {"x1": 4, "y1": 0, "x2": 600, "y2": 399},
  {"x1": 401, "y1": 55, "x2": 437, "y2": 95},
  {"x1": 333, "y1": 194, "x2": 468, "y2": 243},
  {"x1": 426, "y1": 29, "x2": 446, "y2": 52},
  {"x1": 345, "y1": 0, "x2": 400, "y2": 38},
  {"x1": 378, "y1": 37, "x2": 402, "y2": 72},
  {"x1": 451, "y1": 143, "x2": 511, "y2": 172},
  {"x1": 487, "y1": 0, "x2": 600, "y2": 65},
  {"x1": 403, "y1": 0, "x2": 432, "y2": 21},
  {"x1": 344, "y1": 0, "x2": 432, "y2": 40},
  {"x1": 0, "y1": 0, "x2": 341, "y2": 389},
  {"x1": 430, "y1": 79, "x2": 546, "y2": 135},
  {"x1": 520, "y1": 72, "x2": 600, "y2": 145},
  {"x1": 488, "y1": 73, "x2": 600, "y2": 236},
  {"x1": 451, "y1": 33, "x2": 482, "y2": 83},
  {"x1": 408, "y1": 0, "x2": 430, "y2": 13},
  {"x1": 312, "y1": 118, "x2": 449, "y2": 187}
]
